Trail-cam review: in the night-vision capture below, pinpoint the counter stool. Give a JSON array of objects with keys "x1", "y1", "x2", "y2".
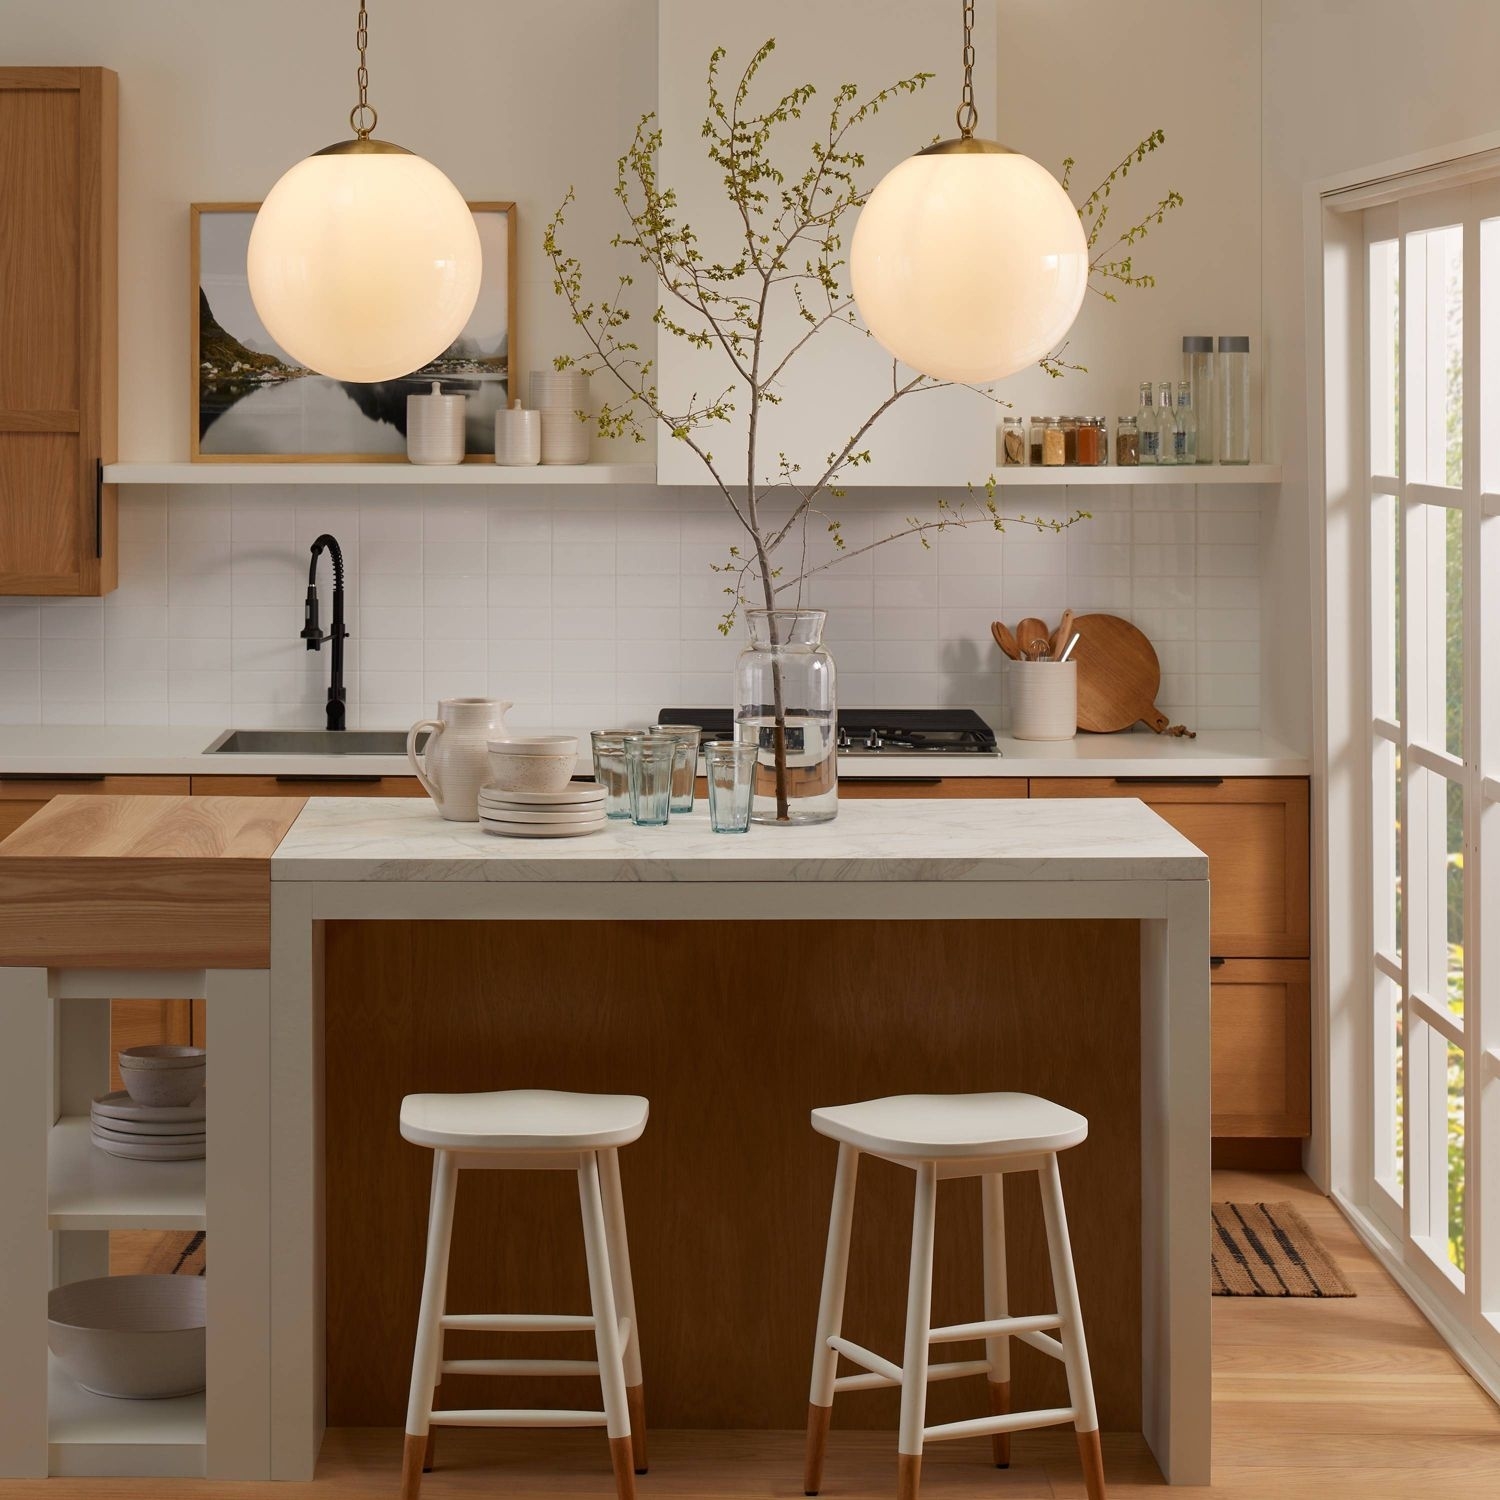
[
  {"x1": 398, "y1": 1088, "x2": 649, "y2": 1500},
  {"x1": 802, "y1": 1092, "x2": 1105, "y2": 1500}
]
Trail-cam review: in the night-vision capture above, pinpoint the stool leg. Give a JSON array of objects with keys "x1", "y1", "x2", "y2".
[
  {"x1": 600, "y1": 1147, "x2": 648, "y2": 1475},
  {"x1": 579, "y1": 1150, "x2": 636, "y2": 1500},
  {"x1": 1038, "y1": 1154, "x2": 1105, "y2": 1500},
  {"x1": 896, "y1": 1161, "x2": 938, "y2": 1500},
  {"x1": 402, "y1": 1149, "x2": 458, "y2": 1500},
  {"x1": 805, "y1": 1142, "x2": 859, "y2": 1495},
  {"x1": 980, "y1": 1173, "x2": 1011, "y2": 1469}
]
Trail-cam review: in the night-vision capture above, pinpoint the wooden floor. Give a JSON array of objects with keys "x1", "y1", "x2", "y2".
[{"x1": 21, "y1": 1171, "x2": 1500, "y2": 1498}]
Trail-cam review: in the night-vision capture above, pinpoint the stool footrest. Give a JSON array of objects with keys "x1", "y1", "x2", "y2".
[
  {"x1": 427, "y1": 1409, "x2": 609, "y2": 1429},
  {"x1": 828, "y1": 1335, "x2": 901, "y2": 1385},
  {"x1": 1018, "y1": 1328, "x2": 1067, "y2": 1363},
  {"x1": 835, "y1": 1357, "x2": 991, "y2": 1394},
  {"x1": 440, "y1": 1313, "x2": 595, "y2": 1333},
  {"x1": 440, "y1": 1359, "x2": 601, "y2": 1379},
  {"x1": 923, "y1": 1406, "x2": 1076, "y2": 1443},
  {"x1": 927, "y1": 1313, "x2": 1062, "y2": 1345}
]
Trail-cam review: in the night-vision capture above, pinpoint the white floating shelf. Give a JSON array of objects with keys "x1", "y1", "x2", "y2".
[
  {"x1": 48, "y1": 1117, "x2": 205, "y2": 1231},
  {"x1": 50, "y1": 1355, "x2": 205, "y2": 1479},
  {"x1": 103, "y1": 462, "x2": 656, "y2": 486},
  {"x1": 991, "y1": 464, "x2": 1281, "y2": 486}
]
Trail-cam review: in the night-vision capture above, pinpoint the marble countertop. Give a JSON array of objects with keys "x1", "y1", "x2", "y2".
[
  {"x1": 0, "y1": 723, "x2": 1308, "y2": 779},
  {"x1": 271, "y1": 795, "x2": 1209, "y2": 884}
]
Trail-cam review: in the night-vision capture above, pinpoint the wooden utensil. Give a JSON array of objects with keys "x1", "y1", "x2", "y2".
[
  {"x1": 1015, "y1": 617, "x2": 1051, "y2": 661},
  {"x1": 1049, "y1": 608, "x2": 1075, "y2": 662},
  {"x1": 1071, "y1": 613, "x2": 1190, "y2": 735},
  {"x1": 990, "y1": 621, "x2": 1022, "y2": 661}
]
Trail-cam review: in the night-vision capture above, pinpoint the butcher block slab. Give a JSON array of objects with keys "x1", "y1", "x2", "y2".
[{"x1": 0, "y1": 795, "x2": 304, "y2": 968}]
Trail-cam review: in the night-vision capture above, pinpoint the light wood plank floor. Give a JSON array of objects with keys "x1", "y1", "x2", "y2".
[{"x1": 19, "y1": 1171, "x2": 1500, "y2": 1498}]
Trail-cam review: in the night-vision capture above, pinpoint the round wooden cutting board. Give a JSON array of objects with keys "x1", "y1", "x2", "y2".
[{"x1": 1072, "y1": 613, "x2": 1172, "y2": 733}]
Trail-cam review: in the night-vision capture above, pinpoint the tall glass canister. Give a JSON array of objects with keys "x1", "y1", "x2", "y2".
[
  {"x1": 1218, "y1": 335, "x2": 1251, "y2": 464},
  {"x1": 734, "y1": 608, "x2": 838, "y2": 824},
  {"x1": 1182, "y1": 335, "x2": 1215, "y2": 463}
]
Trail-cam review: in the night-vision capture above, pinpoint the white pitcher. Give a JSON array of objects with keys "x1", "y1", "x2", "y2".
[{"x1": 407, "y1": 698, "x2": 512, "y2": 821}]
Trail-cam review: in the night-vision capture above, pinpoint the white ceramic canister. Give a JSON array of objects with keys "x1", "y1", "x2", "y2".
[
  {"x1": 494, "y1": 400, "x2": 542, "y2": 466},
  {"x1": 407, "y1": 697, "x2": 513, "y2": 820},
  {"x1": 1008, "y1": 660, "x2": 1078, "y2": 741},
  {"x1": 528, "y1": 368, "x2": 591, "y2": 465},
  {"x1": 406, "y1": 381, "x2": 467, "y2": 465}
]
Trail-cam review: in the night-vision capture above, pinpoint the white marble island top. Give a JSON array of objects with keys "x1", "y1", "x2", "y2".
[{"x1": 271, "y1": 795, "x2": 1208, "y2": 884}]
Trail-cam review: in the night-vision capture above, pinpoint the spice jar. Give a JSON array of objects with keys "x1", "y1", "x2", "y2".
[
  {"x1": 1042, "y1": 419, "x2": 1066, "y2": 467},
  {"x1": 1001, "y1": 416, "x2": 1027, "y2": 466},
  {"x1": 1076, "y1": 417, "x2": 1103, "y2": 467},
  {"x1": 1116, "y1": 416, "x2": 1139, "y2": 466},
  {"x1": 1060, "y1": 416, "x2": 1078, "y2": 465},
  {"x1": 1028, "y1": 417, "x2": 1049, "y2": 467}
]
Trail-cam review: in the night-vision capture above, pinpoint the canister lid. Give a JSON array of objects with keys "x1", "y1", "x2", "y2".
[
  {"x1": 1182, "y1": 335, "x2": 1214, "y2": 352},
  {"x1": 1217, "y1": 335, "x2": 1250, "y2": 352}
]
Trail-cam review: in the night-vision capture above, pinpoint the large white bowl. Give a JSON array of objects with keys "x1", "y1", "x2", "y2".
[
  {"x1": 486, "y1": 736, "x2": 579, "y2": 795},
  {"x1": 119, "y1": 1058, "x2": 206, "y2": 1109},
  {"x1": 49, "y1": 1275, "x2": 206, "y2": 1399}
]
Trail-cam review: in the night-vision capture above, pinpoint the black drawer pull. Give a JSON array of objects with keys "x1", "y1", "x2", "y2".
[
  {"x1": 0, "y1": 772, "x2": 105, "y2": 783},
  {"x1": 274, "y1": 774, "x2": 383, "y2": 784},
  {"x1": 1114, "y1": 776, "x2": 1225, "y2": 787},
  {"x1": 848, "y1": 777, "x2": 944, "y2": 786},
  {"x1": 1210, "y1": 956, "x2": 1227, "y2": 968}
]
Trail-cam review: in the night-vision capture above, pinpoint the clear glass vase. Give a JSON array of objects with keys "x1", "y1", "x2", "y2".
[{"x1": 734, "y1": 608, "x2": 838, "y2": 825}]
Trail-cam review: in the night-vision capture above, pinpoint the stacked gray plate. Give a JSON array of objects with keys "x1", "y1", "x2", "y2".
[
  {"x1": 90, "y1": 1090, "x2": 205, "y2": 1161},
  {"x1": 478, "y1": 782, "x2": 607, "y2": 839}
]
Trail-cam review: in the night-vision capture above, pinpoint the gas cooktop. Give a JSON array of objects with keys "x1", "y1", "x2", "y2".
[{"x1": 656, "y1": 708, "x2": 1000, "y2": 756}]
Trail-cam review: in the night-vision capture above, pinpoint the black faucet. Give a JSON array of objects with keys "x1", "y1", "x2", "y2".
[{"x1": 301, "y1": 533, "x2": 348, "y2": 731}]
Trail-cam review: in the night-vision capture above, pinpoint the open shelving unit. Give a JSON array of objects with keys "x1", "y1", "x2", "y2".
[
  {"x1": 48, "y1": 1117, "x2": 205, "y2": 1232},
  {"x1": 48, "y1": 1356, "x2": 204, "y2": 1479}
]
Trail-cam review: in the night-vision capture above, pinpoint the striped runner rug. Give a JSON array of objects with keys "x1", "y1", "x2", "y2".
[{"x1": 1212, "y1": 1201, "x2": 1355, "y2": 1297}]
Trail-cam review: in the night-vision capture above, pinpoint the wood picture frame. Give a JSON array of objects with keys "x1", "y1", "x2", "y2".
[{"x1": 189, "y1": 200, "x2": 517, "y2": 462}]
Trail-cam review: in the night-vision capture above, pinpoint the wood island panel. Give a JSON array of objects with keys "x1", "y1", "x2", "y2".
[
  {"x1": 322, "y1": 917, "x2": 1141, "y2": 1432},
  {"x1": 0, "y1": 793, "x2": 303, "y2": 967}
]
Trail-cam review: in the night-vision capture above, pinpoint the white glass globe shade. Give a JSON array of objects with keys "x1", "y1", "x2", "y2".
[
  {"x1": 247, "y1": 145, "x2": 482, "y2": 384},
  {"x1": 851, "y1": 147, "x2": 1089, "y2": 384}
]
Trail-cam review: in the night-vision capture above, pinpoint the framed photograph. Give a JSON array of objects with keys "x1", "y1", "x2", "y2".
[{"x1": 189, "y1": 201, "x2": 517, "y2": 462}]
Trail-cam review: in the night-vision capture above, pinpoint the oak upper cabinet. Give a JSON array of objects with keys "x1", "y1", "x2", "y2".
[
  {"x1": 0, "y1": 67, "x2": 117, "y2": 595},
  {"x1": 653, "y1": 1, "x2": 999, "y2": 486}
]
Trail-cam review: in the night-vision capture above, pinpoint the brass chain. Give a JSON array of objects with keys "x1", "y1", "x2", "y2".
[
  {"x1": 350, "y1": 0, "x2": 378, "y2": 138},
  {"x1": 956, "y1": 0, "x2": 978, "y2": 138}
]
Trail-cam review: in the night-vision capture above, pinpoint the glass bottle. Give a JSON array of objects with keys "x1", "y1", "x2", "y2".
[
  {"x1": 1137, "y1": 381, "x2": 1160, "y2": 465},
  {"x1": 1174, "y1": 382, "x2": 1197, "y2": 465},
  {"x1": 1028, "y1": 417, "x2": 1049, "y2": 467},
  {"x1": 1001, "y1": 415, "x2": 1027, "y2": 466},
  {"x1": 1183, "y1": 335, "x2": 1215, "y2": 463},
  {"x1": 1042, "y1": 419, "x2": 1066, "y2": 466},
  {"x1": 1156, "y1": 379, "x2": 1179, "y2": 466},
  {"x1": 1218, "y1": 335, "x2": 1251, "y2": 463},
  {"x1": 1116, "y1": 416, "x2": 1139, "y2": 466},
  {"x1": 734, "y1": 608, "x2": 837, "y2": 824},
  {"x1": 1060, "y1": 416, "x2": 1078, "y2": 465}
]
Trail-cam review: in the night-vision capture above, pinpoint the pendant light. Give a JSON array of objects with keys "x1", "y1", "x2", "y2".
[
  {"x1": 247, "y1": 1, "x2": 482, "y2": 384},
  {"x1": 850, "y1": 0, "x2": 1088, "y2": 385}
]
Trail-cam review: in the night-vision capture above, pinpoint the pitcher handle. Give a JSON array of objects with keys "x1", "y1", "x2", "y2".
[{"x1": 407, "y1": 719, "x2": 444, "y2": 802}]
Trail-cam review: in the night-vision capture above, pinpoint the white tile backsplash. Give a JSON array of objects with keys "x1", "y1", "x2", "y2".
[{"x1": 0, "y1": 483, "x2": 1268, "y2": 732}]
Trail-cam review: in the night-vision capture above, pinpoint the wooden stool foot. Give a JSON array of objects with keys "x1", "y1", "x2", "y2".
[
  {"x1": 400, "y1": 1433, "x2": 426, "y2": 1500},
  {"x1": 897, "y1": 1451, "x2": 922, "y2": 1500},
  {"x1": 986, "y1": 1379, "x2": 1011, "y2": 1467},
  {"x1": 804, "y1": 1401, "x2": 833, "y2": 1494},
  {"x1": 421, "y1": 1427, "x2": 436, "y2": 1472},
  {"x1": 626, "y1": 1383, "x2": 648, "y2": 1473},
  {"x1": 609, "y1": 1434, "x2": 638, "y2": 1500},
  {"x1": 1077, "y1": 1428, "x2": 1106, "y2": 1499}
]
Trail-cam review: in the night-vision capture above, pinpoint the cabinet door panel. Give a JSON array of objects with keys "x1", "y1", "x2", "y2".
[
  {"x1": 1211, "y1": 959, "x2": 1310, "y2": 1138},
  {"x1": 837, "y1": 779, "x2": 1028, "y2": 800}
]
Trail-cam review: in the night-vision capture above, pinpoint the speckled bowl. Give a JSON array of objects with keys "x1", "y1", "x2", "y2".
[
  {"x1": 486, "y1": 736, "x2": 579, "y2": 795},
  {"x1": 49, "y1": 1275, "x2": 206, "y2": 1399}
]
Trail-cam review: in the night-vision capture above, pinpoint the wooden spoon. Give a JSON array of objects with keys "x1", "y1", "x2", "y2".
[
  {"x1": 990, "y1": 621, "x2": 1022, "y2": 661},
  {"x1": 1015, "y1": 617, "x2": 1050, "y2": 661},
  {"x1": 1049, "y1": 608, "x2": 1075, "y2": 662}
]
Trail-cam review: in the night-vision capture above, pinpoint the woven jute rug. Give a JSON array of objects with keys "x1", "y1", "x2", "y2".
[{"x1": 1212, "y1": 1201, "x2": 1355, "y2": 1297}]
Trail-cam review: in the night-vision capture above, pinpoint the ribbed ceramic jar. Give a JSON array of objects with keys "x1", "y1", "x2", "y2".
[
  {"x1": 406, "y1": 382, "x2": 466, "y2": 465},
  {"x1": 494, "y1": 402, "x2": 541, "y2": 465},
  {"x1": 1008, "y1": 660, "x2": 1077, "y2": 740},
  {"x1": 733, "y1": 608, "x2": 838, "y2": 825},
  {"x1": 528, "y1": 368, "x2": 591, "y2": 464},
  {"x1": 406, "y1": 697, "x2": 513, "y2": 820}
]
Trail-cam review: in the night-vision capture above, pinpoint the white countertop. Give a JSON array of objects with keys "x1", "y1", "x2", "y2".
[
  {"x1": 271, "y1": 795, "x2": 1209, "y2": 884},
  {"x1": 0, "y1": 724, "x2": 1309, "y2": 779}
]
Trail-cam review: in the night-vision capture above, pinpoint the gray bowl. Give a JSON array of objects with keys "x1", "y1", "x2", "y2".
[
  {"x1": 49, "y1": 1275, "x2": 206, "y2": 1399},
  {"x1": 119, "y1": 1059, "x2": 206, "y2": 1109}
]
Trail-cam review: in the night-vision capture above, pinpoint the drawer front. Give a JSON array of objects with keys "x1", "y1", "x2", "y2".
[
  {"x1": 1029, "y1": 777, "x2": 1310, "y2": 956},
  {"x1": 0, "y1": 776, "x2": 190, "y2": 842},
  {"x1": 1211, "y1": 959, "x2": 1311, "y2": 1137},
  {"x1": 837, "y1": 778, "x2": 1028, "y2": 799},
  {"x1": 190, "y1": 775, "x2": 426, "y2": 798}
]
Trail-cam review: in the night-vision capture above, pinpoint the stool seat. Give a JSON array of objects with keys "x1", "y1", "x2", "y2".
[
  {"x1": 400, "y1": 1088, "x2": 649, "y2": 1152},
  {"x1": 811, "y1": 1091, "x2": 1087, "y2": 1160}
]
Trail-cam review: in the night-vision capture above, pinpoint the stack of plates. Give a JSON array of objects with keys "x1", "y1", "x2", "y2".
[
  {"x1": 90, "y1": 1090, "x2": 205, "y2": 1161},
  {"x1": 479, "y1": 782, "x2": 607, "y2": 838}
]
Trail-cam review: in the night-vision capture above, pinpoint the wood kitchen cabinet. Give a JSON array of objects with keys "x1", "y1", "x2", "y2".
[
  {"x1": 838, "y1": 777, "x2": 1028, "y2": 799},
  {"x1": 0, "y1": 67, "x2": 118, "y2": 595},
  {"x1": 189, "y1": 774, "x2": 425, "y2": 798},
  {"x1": 1210, "y1": 959, "x2": 1311, "y2": 1137}
]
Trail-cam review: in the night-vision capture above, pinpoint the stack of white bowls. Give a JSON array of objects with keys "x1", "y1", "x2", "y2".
[
  {"x1": 90, "y1": 1089, "x2": 205, "y2": 1161},
  {"x1": 528, "y1": 368, "x2": 591, "y2": 465},
  {"x1": 479, "y1": 782, "x2": 607, "y2": 838}
]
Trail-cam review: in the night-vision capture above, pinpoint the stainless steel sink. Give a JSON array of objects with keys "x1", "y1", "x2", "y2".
[{"x1": 204, "y1": 728, "x2": 422, "y2": 755}]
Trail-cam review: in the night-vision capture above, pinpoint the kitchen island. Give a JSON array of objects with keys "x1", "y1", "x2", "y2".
[{"x1": 0, "y1": 795, "x2": 1211, "y2": 1487}]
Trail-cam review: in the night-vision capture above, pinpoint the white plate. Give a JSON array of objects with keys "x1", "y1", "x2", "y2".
[
  {"x1": 477, "y1": 805, "x2": 607, "y2": 825},
  {"x1": 90, "y1": 1132, "x2": 205, "y2": 1161},
  {"x1": 92, "y1": 1123, "x2": 205, "y2": 1148},
  {"x1": 479, "y1": 782, "x2": 605, "y2": 806},
  {"x1": 91, "y1": 1089, "x2": 205, "y2": 1124},
  {"x1": 480, "y1": 818, "x2": 608, "y2": 839},
  {"x1": 89, "y1": 1110, "x2": 207, "y2": 1137}
]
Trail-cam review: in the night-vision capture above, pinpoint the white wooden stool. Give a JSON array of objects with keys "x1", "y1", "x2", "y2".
[
  {"x1": 802, "y1": 1092, "x2": 1105, "y2": 1500},
  {"x1": 398, "y1": 1088, "x2": 649, "y2": 1500}
]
